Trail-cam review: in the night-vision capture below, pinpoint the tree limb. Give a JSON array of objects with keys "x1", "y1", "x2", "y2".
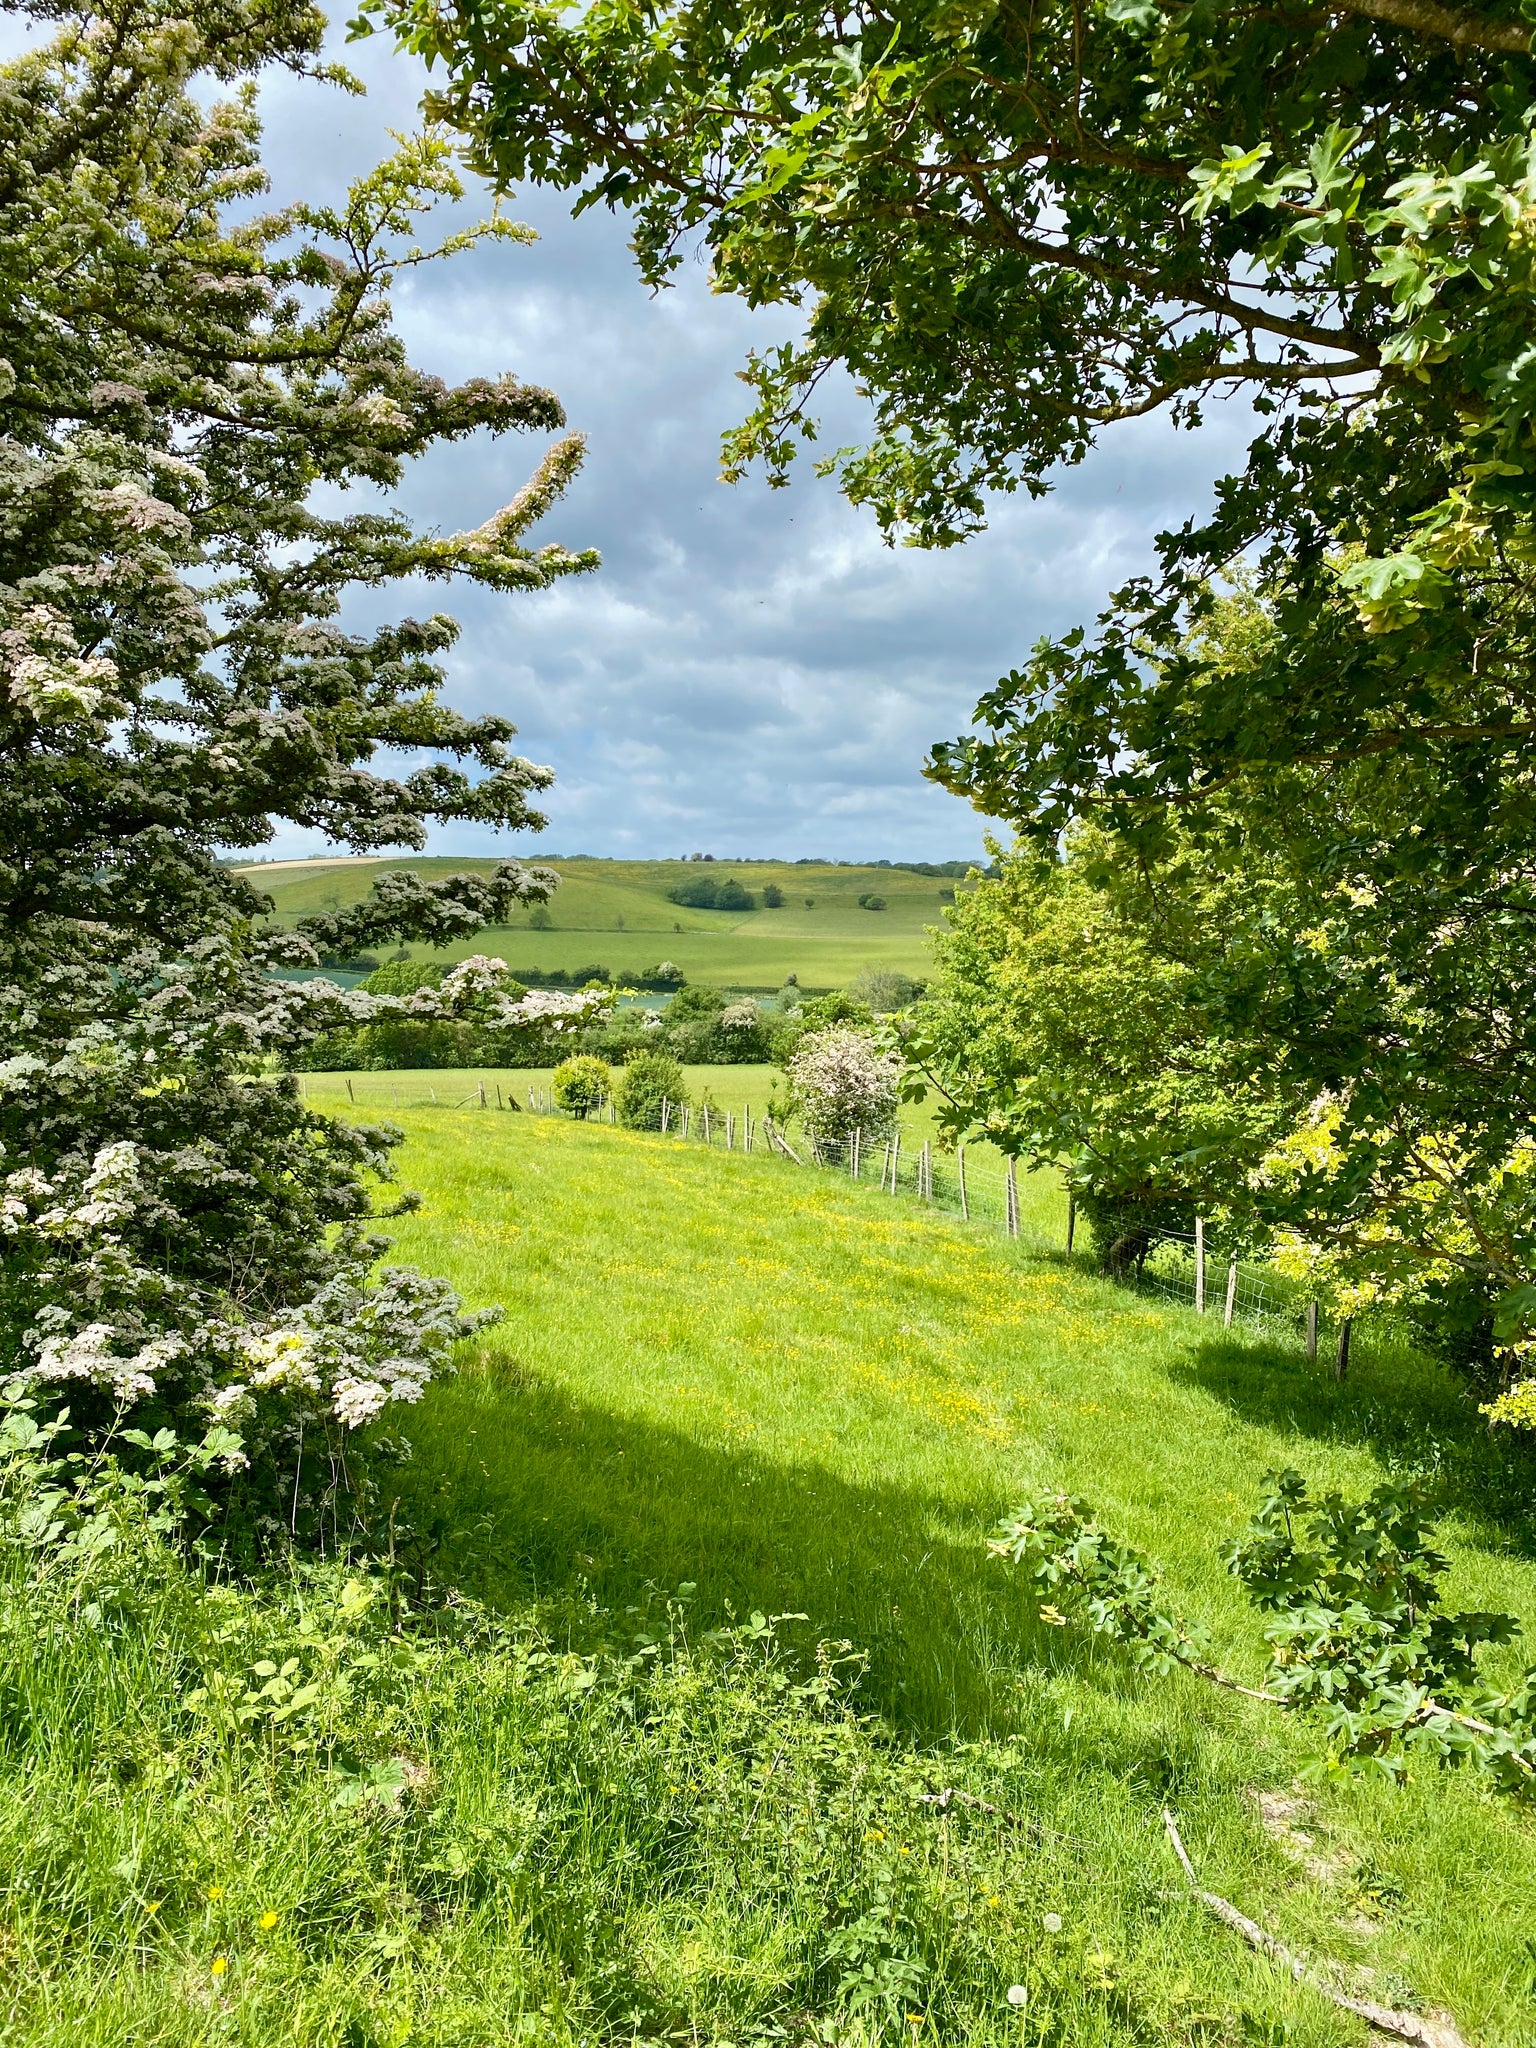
[
  {"x1": 1162, "y1": 1811, "x2": 1474, "y2": 2048},
  {"x1": 1333, "y1": 0, "x2": 1530, "y2": 53}
]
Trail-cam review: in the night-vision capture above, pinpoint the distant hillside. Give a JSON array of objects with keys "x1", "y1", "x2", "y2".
[{"x1": 240, "y1": 854, "x2": 984, "y2": 989}]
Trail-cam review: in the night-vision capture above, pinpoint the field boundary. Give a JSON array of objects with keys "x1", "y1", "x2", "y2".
[{"x1": 509, "y1": 1082, "x2": 1307, "y2": 1346}]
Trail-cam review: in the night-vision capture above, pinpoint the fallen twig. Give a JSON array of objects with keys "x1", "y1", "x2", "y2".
[{"x1": 1163, "y1": 1810, "x2": 1471, "y2": 2048}]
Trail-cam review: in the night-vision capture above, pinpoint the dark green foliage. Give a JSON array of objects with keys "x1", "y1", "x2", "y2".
[
  {"x1": 613, "y1": 1049, "x2": 689, "y2": 1128},
  {"x1": 856, "y1": 893, "x2": 886, "y2": 912},
  {"x1": 666, "y1": 875, "x2": 756, "y2": 912},
  {"x1": 761, "y1": 883, "x2": 784, "y2": 907}
]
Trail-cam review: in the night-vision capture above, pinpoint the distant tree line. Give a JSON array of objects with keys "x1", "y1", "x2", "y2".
[{"x1": 297, "y1": 966, "x2": 922, "y2": 1071}]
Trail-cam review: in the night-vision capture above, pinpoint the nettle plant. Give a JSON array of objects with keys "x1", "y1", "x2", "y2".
[
  {"x1": 993, "y1": 1471, "x2": 1536, "y2": 1794},
  {"x1": 0, "y1": 0, "x2": 600, "y2": 1530}
]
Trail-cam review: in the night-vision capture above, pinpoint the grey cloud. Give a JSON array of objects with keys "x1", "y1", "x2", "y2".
[{"x1": 274, "y1": 37, "x2": 1260, "y2": 856}]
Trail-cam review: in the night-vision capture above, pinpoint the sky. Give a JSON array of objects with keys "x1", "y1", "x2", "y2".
[{"x1": 151, "y1": 25, "x2": 1259, "y2": 862}]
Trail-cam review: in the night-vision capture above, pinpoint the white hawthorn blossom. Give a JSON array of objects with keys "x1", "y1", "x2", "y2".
[{"x1": 787, "y1": 1028, "x2": 901, "y2": 1148}]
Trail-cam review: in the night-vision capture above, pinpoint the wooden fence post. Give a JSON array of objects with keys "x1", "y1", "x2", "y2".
[
  {"x1": 703, "y1": 1105, "x2": 711, "y2": 1145},
  {"x1": 1066, "y1": 1193, "x2": 1076, "y2": 1256},
  {"x1": 957, "y1": 1143, "x2": 968, "y2": 1220},
  {"x1": 1006, "y1": 1157, "x2": 1019, "y2": 1238},
  {"x1": 346, "y1": 1078, "x2": 355, "y2": 1104},
  {"x1": 495, "y1": 1082, "x2": 503, "y2": 1110},
  {"x1": 1223, "y1": 1254, "x2": 1238, "y2": 1328},
  {"x1": 1335, "y1": 1315, "x2": 1353, "y2": 1381},
  {"x1": 479, "y1": 1081, "x2": 487, "y2": 1108},
  {"x1": 1194, "y1": 1216, "x2": 1206, "y2": 1314},
  {"x1": 851, "y1": 1129, "x2": 860, "y2": 1179},
  {"x1": 1305, "y1": 1299, "x2": 1318, "y2": 1361},
  {"x1": 890, "y1": 1131, "x2": 901, "y2": 1192}
]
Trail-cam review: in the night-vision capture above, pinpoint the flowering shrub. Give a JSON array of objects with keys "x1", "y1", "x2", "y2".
[
  {"x1": 787, "y1": 1029, "x2": 900, "y2": 1149},
  {"x1": 0, "y1": 0, "x2": 600, "y2": 1531}
]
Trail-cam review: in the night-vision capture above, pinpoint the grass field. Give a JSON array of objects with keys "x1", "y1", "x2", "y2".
[
  {"x1": 246, "y1": 855, "x2": 964, "y2": 988},
  {"x1": 358, "y1": 1099, "x2": 1532, "y2": 2040},
  {"x1": 301, "y1": 1067, "x2": 1044, "y2": 1233},
  {"x1": 16, "y1": 1096, "x2": 1536, "y2": 2045}
]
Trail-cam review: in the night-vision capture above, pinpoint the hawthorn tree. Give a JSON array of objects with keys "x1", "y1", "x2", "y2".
[{"x1": 0, "y1": 0, "x2": 599, "y2": 1521}]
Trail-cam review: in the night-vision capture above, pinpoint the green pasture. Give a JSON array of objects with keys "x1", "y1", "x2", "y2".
[
  {"x1": 246, "y1": 855, "x2": 962, "y2": 986},
  {"x1": 340, "y1": 1101, "x2": 1533, "y2": 2042},
  {"x1": 300, "y1": 1066, "x2": 1048, "y2": 1224},
  {"x1": 13, "y1": 1094, "x2": 1536, "y2": 2046}
]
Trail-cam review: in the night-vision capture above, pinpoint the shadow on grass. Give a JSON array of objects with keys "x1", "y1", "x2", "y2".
[
  {"x1": 379, "y1": 1353, "x2": 1229, "y2": 1781},
  {"x1": 1164, "y1": 1329, "x2": 1536, "y2": 1558}
]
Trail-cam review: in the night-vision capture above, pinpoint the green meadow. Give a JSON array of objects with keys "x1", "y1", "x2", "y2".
[
  {"x1": 13, "y1": 1096, "x2": 1536, "y2": 2046},
  {"x1": 326, "y1": 1103, "x2": 1536, "y2": 2035},
  {"x1": 246, "y1": 855, "x2": 963, "y2": 986}
]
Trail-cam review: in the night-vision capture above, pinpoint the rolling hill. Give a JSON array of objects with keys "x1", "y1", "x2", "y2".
[{"x1": 242, "y1": 853, "x2": 976, "y2": 988}]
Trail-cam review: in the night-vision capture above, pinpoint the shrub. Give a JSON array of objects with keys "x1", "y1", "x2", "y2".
[
  {"x1": 552, "y1": 1055, "x2": 611, "y2": 1115},
  {"x1": 666, "y1": 983, "x2": 728, "y2": 1022},
  {"x1": 799, "y1": 990, "x2": 874, "y2": 1031},
  {"x1": 787, "y1": 1029, "x2": 900, "y2": 1148},
  {"x1": 614, "y1": 1050, "x2": 690, "y2": 1128},
  {"x1": 717, "y1": 998, "x2": 772, "y2": 1061},
  {"x1": 529, "y1": 904, "x2": 554, "y2": 928},
  {"x1": 850, "y1": 969, "x2": 920, "y2": 1013},
  {"x1": 856, "y1": 893, "x2": 887, "y2": 911},
  {"x1": 761, "y1": 882, "x2": 784, "y2": 907},
  {"x1": 362, "y1": 961, "x2": 446, "y2": 997}
]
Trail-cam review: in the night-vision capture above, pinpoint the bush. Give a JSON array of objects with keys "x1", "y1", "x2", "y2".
[
  {"x1": 761, "y1": 883, "x2": 784, "y2": 907},
  {"x1": 787, "y1": 1028, "x2": 900, "y2": 1148},
  {"x1": 666, "y1": 983, "x2": 728, "y2": 1022},
  {"x1": 856, "y1": 893, "x2": 887, "y2": 911},
  {"x1": 850, "y1": 969, "x2": 920, "y2": 1013},
  {"x1": 552, "y1": 1055, "x2": 611, "y2": 1115},
  {"x1": 799, "y1": 989, "x2": 874, "y2": 1031},
  {"x1": 614, "y1": 1050, "x2": 690, "y2": 1128}
]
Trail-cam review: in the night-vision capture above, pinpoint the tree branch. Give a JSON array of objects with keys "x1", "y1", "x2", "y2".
[
  {"x1": 1333, "y1": 0, "x2": 1530, "y2": 53},
  {"x1": 1163, "y1": 1812, "x2": 1473, "y2": 2048}
]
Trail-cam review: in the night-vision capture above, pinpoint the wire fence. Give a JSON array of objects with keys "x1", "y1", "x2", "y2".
[
  {"x1": 508, "y1": 1082, "x2": 1305, "y2": 1341},
  {"x1": 520, "y1": 1082, "x2": 1059, "y2": 1245},
  {"x1": 306, "y1": 1070, "x2": 1318, "y2": 1347}
]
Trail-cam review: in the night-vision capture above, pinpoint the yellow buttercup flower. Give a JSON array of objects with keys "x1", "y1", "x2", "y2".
[
  {"x1": 210, "y1": 1956, "x2": 228, "y2": 1977},
  {"x1": 258, "y1": 1912, "x2": 278, "y2": 1930},
  {"x1": 207, "y1": 1887, "x2": 224, "y2": 1901}
]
